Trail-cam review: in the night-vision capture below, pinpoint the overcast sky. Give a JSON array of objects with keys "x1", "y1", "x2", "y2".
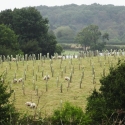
[{"x1": 0, "y1": 0, "x2": 125, "y2": 11}]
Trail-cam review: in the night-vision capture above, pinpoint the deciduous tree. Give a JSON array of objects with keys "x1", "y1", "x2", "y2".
[
  {"x1": 76, "y1": 25, "x2": 109, "y2": 51},
  {"x1": 0, "y1": 7, "x2": 57, "y2": 56},
  {"x1": 0, "y1": 24, "x2": 21, "y2": 56}
]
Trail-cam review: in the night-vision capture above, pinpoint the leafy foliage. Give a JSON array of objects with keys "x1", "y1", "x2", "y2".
[
  {"x1": 0, "y1": 7, "x2": 57, "y2": 56},
  {"x1": 100, "y1": 60, "x2": 125, "y2": 110},
  {"x1": 17, "y1": 112, "x2": 44, "y2": 125},
  {"x1": 54, "y1": 26, "x2": 75, "y2": 43},
  {"x1": 76, "y1": 25, "x2": 109, "y2": 51},
  {"x1": 12, "y1": 7, "x2": 57, "y2": 56},
  {"x1": 0, "y1": 9, "x2": 13, "y2": 28},
  {"x1": 75, "y1": 26, "x2": 92, "y2": 51},
  {"x1": 86, "y1": 89, "x2": 106, "y2": 124},
  {"x1": 12, "y1": 7, "x2": 48, "y2": 42},
  {"x1": 36, "y1": 4, "x2": 125, "y2": 43},
  {"x1": 39, "y1": 33, "x2": 57, "y2": 56},
  {"x1": 0, "y1": 74, "x2": 19, "y2": 124},
  {"x1": 86, "y1": 59, "x2": 125, "y2": 124},
  {"x1": 0, "y1": 24, "x2": 22, "y2": 56},
  {"x1": 55, "y1": 44, "x2": 63, "y2": 55},
  {"x1": 51, "y1": 102, "x2": 91, "y2": 125},
  {"x1": 20, "y1": 40, "x2": 42, "y2": 55}
]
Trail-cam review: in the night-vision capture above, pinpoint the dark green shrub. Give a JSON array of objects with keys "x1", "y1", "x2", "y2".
[
  {"x1": 0, "y1": 74, "x2": 19, "y2": 125},
  {"x1": 86, "y1": 59, "x2": 125, "y2": 124},
  {"x1": 86, "y1": 89, "x2": 107, "y2": 125}
]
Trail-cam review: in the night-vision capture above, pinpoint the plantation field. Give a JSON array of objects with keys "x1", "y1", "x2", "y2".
[{"x1": 0, "y1": 53, "x2": 124, "y2": 117}]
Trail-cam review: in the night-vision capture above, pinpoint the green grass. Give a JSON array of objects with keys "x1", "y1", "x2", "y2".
[{"x1": 0, "y1": 54, "x2": 124, "y2": 117}]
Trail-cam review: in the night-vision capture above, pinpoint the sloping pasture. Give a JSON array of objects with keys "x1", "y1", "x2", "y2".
[{"x1": 0, "y1": 53, "x2": 124, "y2": 117}]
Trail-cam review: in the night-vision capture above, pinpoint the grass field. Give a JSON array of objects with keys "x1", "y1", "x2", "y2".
[{"x1": 0, "y1": 54, "x2": 124, "y2": 117}]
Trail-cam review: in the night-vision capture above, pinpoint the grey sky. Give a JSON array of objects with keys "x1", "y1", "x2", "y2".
[{"x1": 0, "y1": 0, "x2": 125, "y2": 11}]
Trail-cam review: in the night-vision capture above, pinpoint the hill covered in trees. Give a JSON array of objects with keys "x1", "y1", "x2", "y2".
[{"x1": 35, "y1": 3, "x2": 125, "y2": 44}]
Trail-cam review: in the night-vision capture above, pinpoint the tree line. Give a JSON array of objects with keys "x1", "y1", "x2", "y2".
[
  {"x1": 36, "y1": 3, "x2": 125, "y2": 44},
  {"x1": 0, "y1": 7, "x2": 63, "y2": 56},
  {"x1": 0, "y1": 6, "x2": 110, "y2": 55}
]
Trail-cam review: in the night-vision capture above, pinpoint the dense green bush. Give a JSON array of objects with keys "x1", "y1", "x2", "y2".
[
  {"x1": 50, "y1": 102, "x2": 91, "y2": 125},
  {"x1": 86, "y1": 59, "x2": 125, "y2": 124},
  {"x1": 0, "y1": 74, "x2": 19, "y2": 125},
  {"x1": 0, "y1": 24, "x2": 22, "y2": 56}
]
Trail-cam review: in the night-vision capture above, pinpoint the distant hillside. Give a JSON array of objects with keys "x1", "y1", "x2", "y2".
[{"x1": 35, "y1": 3, "x2": 125, "y2": 44}]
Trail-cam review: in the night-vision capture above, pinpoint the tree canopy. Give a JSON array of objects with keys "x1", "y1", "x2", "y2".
[
  {"x1": 54, "y1": 26, "x2": 75, "y2": 43},
  {"x1": 36, "y1": 4, "x2": 125, "y2": 44},
  {"x1": 0, "y1": 7, "x2": 57, "y2": 56},
  {"x1": 0, "y1": 24, "x2": 21, "y2": 56},
  {"x1": 76, "y1": 25, "x2": 109, "y2": 51},
  {"x1": 12, "y1": 7, "x2": 48, "y2": 42}
]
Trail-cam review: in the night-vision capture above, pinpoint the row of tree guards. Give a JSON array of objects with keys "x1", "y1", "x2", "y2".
[
  {"x1": 0, "y1": 49, "x2": 125, "y2": 62},
  {"x1": 0, "y1": 49, "x2": 124, "y2": 97}
]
